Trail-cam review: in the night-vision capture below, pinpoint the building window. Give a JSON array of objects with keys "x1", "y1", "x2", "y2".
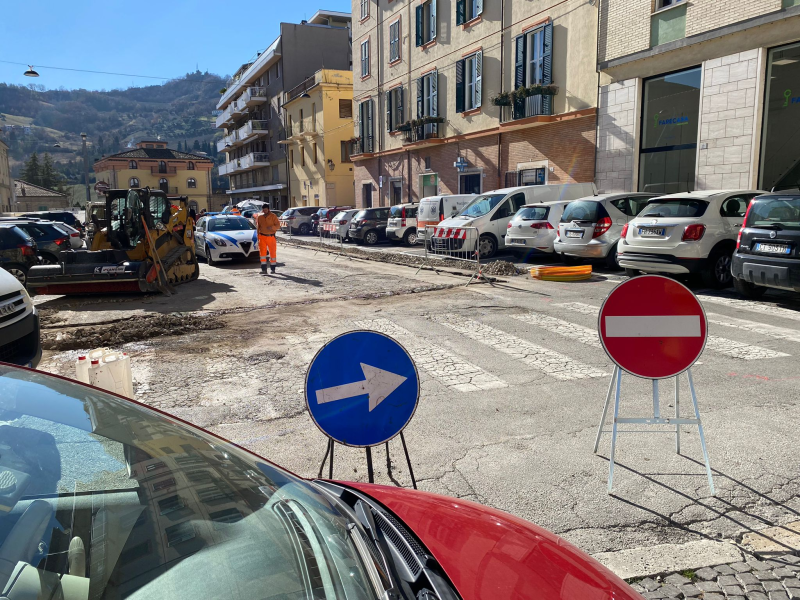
[
  {"x1": 300, "y1": 109, "x2": 304, "y2": 132},
  {"x1": 312, "y1": 103, "x2": 316, "y2": 131},
  {"x1": 340, "y1": 100, "x2": 353, "y2": 119},
  {"x1": 301, "y1": 146, "x2": 306, "y2": 167},
  {"x1": 129, "y1": 160, "x2": 138, "y2": 169},
  {"x1": 129, "y1": 177, "x2": 139, "y2": 187},
  {"x1": 389, "y1": 20, "x2": 400, "y2": 62},
  {"x1": 187, "y1": 178, "x2": 197, "y2": 188},
  {"x1": 760, "y1": 41, "x2": 800, "y2": 190},
  {"x1": 159, "y1": 178, "x2": 169, "y2": 193},
  {"x1": 265, "y1": 70, "x2": 270, "y2": 85},
  {"x1": 513, "y1": 22, "x2": 553, "y2": 118},
  {"x1": 386, "y1": 86, "x2": 404, "y2": 132},
  {"x1": 638, "y1": 67, "x2": 701, "y2": 195},
  {"x1": 159, "y1": 160, "x2": 167, "y2": 173},
  {"x1": 361, "y1": 40, "x2": 370, "y2": 78},
  {"x1": 456, "y1": 51, "x2": 482, "y2": 113},
  {"x1": 358, "y1": 99, "x2": 375, "y2": 153},
  {"x1": 290, "y1": 150, "x2": 294, "y2": 168},
  {"x1": 416, "y1": 71, "x2": 438, "y2": 119},
  {"x1": 188, "y1": 161, "x2": 195, "y2": 170},
  {"x1": 313, "y1": 142, "x2": 318, "y2": 164},
  {"x1": 360, "y1": 0, "x2": 369, "y2": 20},
  {"x1": 456, "y1": 0, "x2": 482, "y2": 26},
  {"x1": 416, "y1": 0, "x2": 436, "y2": 46},
  {"x1": 341, "y1": 140, "x2": 352, "y2": 163},
  {"x1": 655, "y1": 0, "x2": 684, "y2": 9},
  {"x1": 272, "y1": 166, "x2": 279, "y2": 182}
]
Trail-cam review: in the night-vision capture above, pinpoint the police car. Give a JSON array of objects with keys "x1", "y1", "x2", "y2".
[{"x1": 194, "y1": 214, "x2": 258, "y2": 266}]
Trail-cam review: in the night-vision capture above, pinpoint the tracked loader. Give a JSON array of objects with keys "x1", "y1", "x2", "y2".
[{"x1": 27, "y1": 187, "x2": 199, "y2": 295}]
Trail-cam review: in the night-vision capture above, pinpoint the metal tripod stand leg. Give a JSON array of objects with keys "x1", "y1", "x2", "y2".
[
  {"x1": 607, "y1": 369, "x2": 622, "y2": 494},
  {"x1": 594, "y1": 366, "x2": 618, "y2": 453},
  {"x1": 675, "y1": 375, "x2": 681, "y2": 454},
  {"x1": 687, "y1": 369, "x2": 716, "y2": 496}
]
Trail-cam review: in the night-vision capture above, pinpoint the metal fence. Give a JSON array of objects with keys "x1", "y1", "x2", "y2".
[
  {"x1": 312, "y1": 220, "x2": 350, "y2": 261},
  {"x1": 416, "y1": 225, "x2": 492, "y2": 286}
]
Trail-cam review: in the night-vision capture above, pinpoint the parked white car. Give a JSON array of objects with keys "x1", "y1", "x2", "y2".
[
  {"x1": 386, "y1": 203, "x2": 420, "y2": 246},
  {"x1": 53, "y1": 222, "x2": 84, "y2": 249},
  {"x1": 435, "y1": 183, "x2": 597, "y2": 258},
  {"x1": 554, "y1": 193, "x2": 659, "y2": 268},
  {"x1": 617, "y1": 189, "x2": 766, "y2": 287},
  {"x1": 505, "y1": 201, "x2": 570, "y2": 255},
  {"x1": 0, "y1": 267, "x2": 41, "y2": 367},
  {"x1": 194, "y1": 215, "x2": 258, "y2": 266},
  {"x1": 327, "y1": 209, "x2": 360, "y2": 241},
  {"x1": 417, "y1": 195, "x2": 478, "y2": 242}
]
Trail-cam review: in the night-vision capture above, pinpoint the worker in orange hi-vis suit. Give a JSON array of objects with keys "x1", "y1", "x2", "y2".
[{"x1": 255, "y1": 205, "x2": 281, "y2": 274}]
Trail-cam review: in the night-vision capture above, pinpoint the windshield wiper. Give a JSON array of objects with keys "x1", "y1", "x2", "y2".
[
  {"x1": 355, "y1": 500, "x2": 404, "y2": 600},
  {"x1": 644, "y1": 212, "x2": 666, "y2": 217},
  {"x1": 756, "y1": 223, "x2": 783, "y2": 230}
]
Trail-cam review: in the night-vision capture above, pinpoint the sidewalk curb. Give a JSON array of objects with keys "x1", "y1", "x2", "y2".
[{"x1": 592, "y1": 540, "x2": 743, "y2": 580}]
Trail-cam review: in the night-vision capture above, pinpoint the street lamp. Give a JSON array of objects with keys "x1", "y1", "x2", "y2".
[
  {"x1": 80, "y1": 133, "x2": 90, "y2": 205},
  {"x1": 327, "y1": 159, "x2": 335, "y2": 172},
  {"x1": 24, "y1": 65, "x2": 39, "y2": 77}
]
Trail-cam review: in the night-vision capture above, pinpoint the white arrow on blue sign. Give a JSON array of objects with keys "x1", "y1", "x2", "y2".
[{"x1": 305, "y1": 331, "x2": 420, "y2": 447}]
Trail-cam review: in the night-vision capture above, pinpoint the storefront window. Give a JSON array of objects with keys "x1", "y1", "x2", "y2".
[
  {"x1": 638, "y1": 67, "x2": 701, "y2": 194},
  {"x1": 759, "y1": 42, "x2": 800, "y2": 191}
]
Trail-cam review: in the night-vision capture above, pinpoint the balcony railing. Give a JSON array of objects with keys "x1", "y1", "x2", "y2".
[
  {"x1": 216, "y1": 131, "x2": 240, "y2": 153},
  {"x1": 352, "y1": 137, "x2": 374, "y2": 155},
  {"x1": 238, "y1": 120, "x2": 270, "y2": 143},
  {"x1": 215, "y1": 106, "x2": 234, "y2": 129},
  {"x1": 242, "y1": 87, "x2": 267, "y2": 107},
  {"x1": 158, "y1": 186, "x2": 179, "y2": 195},
  {"x1": 151, "y1": 166, "x2": 178, "y2": 176},
  {"x1": 402, "y1": 121, "x2": 443, "y2": 144},
  {"x1": 218, "y1": 162, "x2": 234, "y2": 176},
  {"x1": 240, "y1": 152, "x2": 270, "y2": 170},
  {"x1": 500, "y1": 95, "x2": 553, "y2": 123}
]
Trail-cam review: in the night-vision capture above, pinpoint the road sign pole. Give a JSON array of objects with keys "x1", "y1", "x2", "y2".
[
  {"x1": 594, "y1": 366, "x2": 618, "y2": 454},
  {"x1": 366, "y1": 446, "x2": 374, "y2": 483},
  {"x1": 652, "y1": 379, "x2": 660, "y2": 419},
  {"x1": 329, "y1": 438, "x2": 334, "y2": 479},
  {"x1": 608, "y1": 368, "x2": 622, "y2": 494},
  {"x1": 675, "y1": 378, "x2": 681, "y2": 455},
  {"x1": 688, "y1": 369, "x2": 716, "y2": 496},
  {"x1": 400, "y1": 431, "x2": 417, "y2": 490}
]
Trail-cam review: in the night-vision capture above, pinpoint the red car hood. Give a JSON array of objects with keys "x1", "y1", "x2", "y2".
[{"x1": 346, "y1": 482, "x2": 641, "y2": 600}]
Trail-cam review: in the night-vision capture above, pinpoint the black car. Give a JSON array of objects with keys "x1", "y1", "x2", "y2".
[
  {"x1": 3, "y1": 221, "x2": 71, "y2": 264},
  {"x1": 0, "y1": 225, "x2": 39, "y2": 286},
  {"x1": 21, "y1": 210, "x2": 84, "y2": 234},
  {"x1": 732, "y1": 193, "x2": 800, "y2": 297},
  {"x1": 349, "y1": 207, "x2": 391, "y2": 246}
]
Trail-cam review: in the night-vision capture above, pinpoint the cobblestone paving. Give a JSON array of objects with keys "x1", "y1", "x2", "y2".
[
  {"x1": 353, "y1": 318, "x2": 508, "y2": 393},
  {"x1": 631, "y1": 554, "x2": 800, "y2": 600},
  {"x1": 432, "y1": 315, "x2": 607, "y2": 381}
]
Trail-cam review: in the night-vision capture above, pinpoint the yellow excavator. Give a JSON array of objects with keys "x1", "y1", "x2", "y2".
[{"x1": 27, "y1": 187, "x2": 199, "y2": 295}]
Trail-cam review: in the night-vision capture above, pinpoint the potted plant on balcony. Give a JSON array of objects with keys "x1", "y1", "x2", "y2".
[
  {"x1": 491, "y1": 91, "x2": 513, "y2": 106},
  {"x1": 512, "y1": 84, "x2": 559, "y2": 101},
  {"x1": 397, "y1": 121, "x2": 413, "y2": 133}
]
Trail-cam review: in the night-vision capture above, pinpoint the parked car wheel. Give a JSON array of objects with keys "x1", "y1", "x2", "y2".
[
  {"x1": 403, "y1": 230, "x2": 418, "y2": 246},
  {"x1": 624, "y1": 268, "x2": 641, "y2": 278},
  {"x1": 733, "y1": 277, "x2": 768, "y2": 299},
  {"x1": 604, "y1": 245, "x2": 620, "y2": 270},
  {"x1": 478, "y1": 235, "x2": 497, "y2": 259},
  {"x1": 364, "y1": 230, "x2": 379, "y2": 246},
  {"x1": 41, "y1": 254, "x2": 59, "y2": 266},
  {"x1": 702, "y1": 247, "x2": 734, "y2": 288},
  {"x1": 206, "y1": 245, "x2": 216, "y2": 267},
  {"x1": 5, "y1": 264, "x2": 27, "y2": 286},
  {"x1": 299, "y1": 223, "x2": 310, "y2": 235}
]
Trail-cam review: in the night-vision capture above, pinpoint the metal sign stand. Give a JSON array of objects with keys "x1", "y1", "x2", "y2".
[
  {"x1": 317, "y1": 433, "x2": 417, "y2": 489},
  {"x1": 594, "y1": 365, "x2": 715, "y2": 495}
]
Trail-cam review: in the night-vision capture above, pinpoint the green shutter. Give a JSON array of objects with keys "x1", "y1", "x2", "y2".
[
  {"x1": 455, "y1": 59, "x2": 465, "y2": 114},
  {"x1": 386, "y1": 90, "x2": 393, "y2": 132},
  {"x1": 431, "y1": 0, "x2": 437, "y2": 40},
  {"x1": 416, "y1": 5, "x2": 424, "y2": 46},
  {"x1": 475, "y1": 50, "x2": 482, "y2": 108},
  {"x1": 416, "y1": 78, "x2": 423, "y2": 118},
  {"x1": 456, "y1": 0, "x2": 465, "y2": 25},
  {"x1": 542, "y1": 22, "x2": 553, "y2": 114}
]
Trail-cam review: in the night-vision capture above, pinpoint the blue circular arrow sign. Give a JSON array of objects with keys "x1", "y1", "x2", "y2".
[{"x1": 305, "y1": 331, "x2": 420, "y2": 447}]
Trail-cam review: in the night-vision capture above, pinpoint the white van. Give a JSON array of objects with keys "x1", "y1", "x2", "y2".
[
  {"x1": 417, "y1": 195, "x2": 478, "y2": 243},
  {"x1": 434, "y1": 183, "x2": 597, "y2": 258}
]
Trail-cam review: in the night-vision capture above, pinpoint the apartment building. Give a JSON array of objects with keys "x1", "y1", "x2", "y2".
[
  {"x1": 596, "y1": 0, "x2": 800, "y2": 194},
  {"x1": 281, "y1": 70, "x2": 355, "y2": 207},
  {"x1": 215, "y1": 12, "x2": 352, "y2": 210},
  {"x1": 350, "y1": 0, "x2": 599, "y2": 208},
  {"x1": 94, "y1": 140, "x2": 213, "y2": 211}
]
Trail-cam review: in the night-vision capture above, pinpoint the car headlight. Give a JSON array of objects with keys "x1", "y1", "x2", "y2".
[{"x1": 212, "y1": 237, "x2": 227, "y2": 246}]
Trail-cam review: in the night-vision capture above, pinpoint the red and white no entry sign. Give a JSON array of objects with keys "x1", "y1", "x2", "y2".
[{"x1": 598, "y1": 275, "x2": 707, "y2": 379}]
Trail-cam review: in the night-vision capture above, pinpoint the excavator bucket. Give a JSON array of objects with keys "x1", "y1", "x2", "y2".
[{"x1": 26, "y1": 188, "x2": 199, "y2": 295}]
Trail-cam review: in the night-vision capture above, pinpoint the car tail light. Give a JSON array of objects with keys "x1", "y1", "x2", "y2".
[
  {"x1": 507, "y1": 222, "x2": 513, "y2": 229},
  {"x1": 54, "y1": 237, "x2": 69, "y2": 246},
  {"x1": 401, "y1": 206, "x2": 407, "y2": 227},
  {"x1": 285, "y1": 216, "x2": 296, "y2": 220},
  {"x1": 70, "y1": 232, "x2": 80, "y2": 238},
  {"x1": 621, "y1": 223, "x2": 629, "y2": 239},
  {"x1": 339, "y1": 220, "x2": 347, "y2": 225},
  {"x1": 736, "y1": 229, "x2": 742, "y2": 250},
  {"x1": 531, "y1": 222, "x2": 554, "y2": 230},
  {"x1": 19, "y1": 244, "x2": 35, "y2": 256},
  {"x1": 440, "y1": 213, "x2": 445, "y2": 222},
  {"x1": 682, "y1": 224, "x2": 706, "y2": 241},
  {"x1": 593, "y1": 216, "x2": 612, "y2": 238},
  {"x1": 737, "y1": 202, "x2": 754, "y2": 250}
]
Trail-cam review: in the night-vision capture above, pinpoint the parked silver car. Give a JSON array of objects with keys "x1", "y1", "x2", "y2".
[{"x1": 554, "y1": 193, "x2": 659, "y2": 268}]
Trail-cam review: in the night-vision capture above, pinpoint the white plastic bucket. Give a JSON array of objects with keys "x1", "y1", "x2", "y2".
[
  {"x1": 93, "y1": 351, "x2": 133, "y2": 398},
  {"x1": 75, "y1": 355, "x2": 90, "y2": 384}
]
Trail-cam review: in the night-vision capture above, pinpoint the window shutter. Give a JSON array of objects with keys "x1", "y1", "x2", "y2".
[
  {"x1": 514, "y1": 35, "x2": 526, "y2": 89},
  {"x1": 476, "y1": 0, "x2": 483, "y2": 16},
  {"x1": 542, "y1": 22, "x2": 553, "y2": 114},
  {"x1": 397, "y1": 86, "x2": 404, "y2": 125},
  {"x1": 475, "y1": 50, "x2": 483, "y2": 108},
  {"x1": 456, "y1": 0, "x2": 465, "y2": 25},
  {"x1": 357, "y1": 102, "x2": 364, "y2": 142},
  {"x1": 431, "y1": 71, "x2": 438, "y2": 117},
  {"x1": 386, "y1": 90, "x2": 392, "y2": 131},
  {"x1": 416, "y1": 78, "x2": 423, "y2": 118},
  {"x1": 455, "y1": 59, "x2": 465, "y2": 114},
  {"x1": 366, "y1": 100, "x2": 374, "y2": 152},
  {"x1": 416, "y1": 5, "x2": 423, "y2": 46},
  {"x1": 431, "y1": 0, "x2": 437, "y2": 40}
]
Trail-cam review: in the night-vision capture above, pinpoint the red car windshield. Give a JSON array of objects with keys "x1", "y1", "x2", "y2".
[{"x1": 0, "y1": 365, "x2": 377, "y2": 600}]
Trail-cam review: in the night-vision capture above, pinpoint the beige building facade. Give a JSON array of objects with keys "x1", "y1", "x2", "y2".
[
  {"x1": 596, "y1": 0, "x2": 800, "y2": 194},
  {"x1": 0, "y1": 140, "x2": 11, "y2": 212},
  {"x1": 282, "y1": 70, "x2": 355, "y2": 207},
  {"x1": 351, "y1": 0, "x2": 599, "y2": 208}
]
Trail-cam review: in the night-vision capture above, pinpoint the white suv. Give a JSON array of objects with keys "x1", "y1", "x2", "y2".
[
  {"x1": 0, "y1": 267, "x2": 41, "y2": 367},
  {"x1": 386, "y1": 203, "x2": 419, "y2": 245},
  {"x1": 617, "y1": 190, "x2": 765, "y2": 288}
]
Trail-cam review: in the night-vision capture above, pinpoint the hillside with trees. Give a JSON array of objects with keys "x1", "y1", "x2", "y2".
[{"x1": 0, "y1": 71, "x2": 228, "y2": 198}]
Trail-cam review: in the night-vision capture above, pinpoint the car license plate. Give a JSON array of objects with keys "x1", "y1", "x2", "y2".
[
  {"x1": 508, "y1": 239, "x2": 526, "y2": 245},
  {"x1": 754, "y1": 243, "x2": 791, "y2": 254},
  {"x1": 566, "y1": 230, "x2": 583, "y2": 238},
  {"x1": 638, "y1": 227, "x2": 665, "y2": 237}
]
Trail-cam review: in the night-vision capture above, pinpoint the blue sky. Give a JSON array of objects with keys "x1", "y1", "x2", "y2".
[{"x1": 0, "y1": 0, "x2": 352, "y2": 91}]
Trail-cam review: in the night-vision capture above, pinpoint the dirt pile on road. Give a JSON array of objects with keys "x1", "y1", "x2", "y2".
[
  {"x1": 481, "y1": 261, "x2": 522, "y2": 276},
  {"x1": 42, "y1": 313, "x2": 224, "y2": 351}
]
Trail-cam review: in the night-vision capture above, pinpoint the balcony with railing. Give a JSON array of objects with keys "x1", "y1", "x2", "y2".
[
  {"x1": 351, "y1": 137, "x2": 374, "y2": 156},
  {"x1": 221, "y1": 152, "x2": 271, "y2": 176},
  {"x1": 215, "y1": 105, "x2": 234, "y2": 129},
  {"x1": 400, "y1": 118, "x2": 444, "y2": 146},
  {"x1": 237, "y1": 120, "x2": 270, "y2": 144},
  {"x1": 150, "y1": 166, "x2": 178, "y2": 176},
  {"x1": 497, "y1": 87, "x2": 557, "y2": 124},
  {"x1": 216, "y1": 131, "x2": 240, "y2": 153},
  {"x1": 242, "y1": 87, "x2": 267, "y2": 107}
]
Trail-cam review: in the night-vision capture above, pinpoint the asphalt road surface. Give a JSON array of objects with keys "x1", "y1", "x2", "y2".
[{"x1": 35, "y1": 243, "x2": 800, "y2": 558}]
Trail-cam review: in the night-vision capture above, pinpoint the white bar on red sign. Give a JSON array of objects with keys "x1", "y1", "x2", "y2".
[{"x1": 605, "y1": 315, "x2": 702, "y2": 338}]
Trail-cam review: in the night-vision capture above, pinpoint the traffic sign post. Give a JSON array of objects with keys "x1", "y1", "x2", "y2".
[
  {"x1": 305, "y1": 331, "x2": 420, "y2": 487},
  {"x1": 594, "y1": 275, "x2": 715, "y2": 495}
]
